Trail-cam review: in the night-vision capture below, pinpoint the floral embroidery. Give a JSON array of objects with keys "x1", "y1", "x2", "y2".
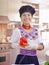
[
  {"x1": 21, "y1": 31, "x2": 23, "y2": 33},
  {"x1": 25, "y1": 34, "x2": 28, "y2": 38},
  {"x1": 35, "y1": 29, "x2": 38, "y2": 31},
  {"x1": 18, "y1": 27, "x2": 38, "y2": 39},
  {"x1": 32, "y1": 36, "x2": 35, "y2": 38},
  {"x1": 35, "y1": 33, "x2": 38, "y2": 35}
]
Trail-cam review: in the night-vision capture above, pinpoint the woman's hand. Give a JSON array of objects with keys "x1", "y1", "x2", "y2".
[{"x1": 37, "y1": 44, "x2": 44, "y2": 50}]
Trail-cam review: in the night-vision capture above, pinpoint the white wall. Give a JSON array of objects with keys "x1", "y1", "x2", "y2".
[
  {"x1": 39, "y1": 9, "x2": 49, "y2": 24},
  {"x1": 39, "y1": 8, "x2": 49, "y2": 50},
  {"x1": 8, "y1": 13, "x2": 21, "y2": 21}
]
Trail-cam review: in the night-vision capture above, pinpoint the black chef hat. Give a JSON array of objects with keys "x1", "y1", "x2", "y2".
[{"x1": 19, "y1": 5, "x2": 35, "y2": 17}]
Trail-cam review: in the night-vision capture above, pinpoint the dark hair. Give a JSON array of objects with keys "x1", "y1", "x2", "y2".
[{"x1": 19, "y1": 5, "x2": 35, "y2": 17}]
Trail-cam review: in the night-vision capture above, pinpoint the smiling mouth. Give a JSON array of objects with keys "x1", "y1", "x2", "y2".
[{"x1": 24, "y1": 19, "x2": 30, "y2": 21}]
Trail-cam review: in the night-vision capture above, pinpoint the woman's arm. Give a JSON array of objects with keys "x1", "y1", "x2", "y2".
[
  {"x1": 25, "y1": 38, "x2": 44, "y2": 50},
  {"x1": 26, "y1": 43, "x2": 44, "y2": 51},
  {"x1": 8, "y1": 28, "x2": 21, "y2": 48}
]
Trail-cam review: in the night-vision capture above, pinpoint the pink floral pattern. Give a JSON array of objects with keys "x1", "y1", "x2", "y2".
[{"x1": 19, "y1": 27, "x2": 38, "y2": 39}]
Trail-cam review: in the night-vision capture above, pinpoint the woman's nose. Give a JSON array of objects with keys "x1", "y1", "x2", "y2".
[{"x1": 25, "y1": 15, "x2": 29, "y2": 18}]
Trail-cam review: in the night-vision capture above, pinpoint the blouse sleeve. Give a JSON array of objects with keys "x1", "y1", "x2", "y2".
[
  {"x1": 9, "y1": 28, "x2": 21, "y2": 48},
  {"x1": 26, "y1": 29, "x2": 44, "y2": 50}
]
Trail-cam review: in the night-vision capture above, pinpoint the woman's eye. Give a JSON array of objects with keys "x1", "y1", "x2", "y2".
[
  {"x1": 23, "y1": 14, "x2": 25, "y2": 16},
  {"x1": 28, "y1": 14, "x2": 30, "y2": 16}
]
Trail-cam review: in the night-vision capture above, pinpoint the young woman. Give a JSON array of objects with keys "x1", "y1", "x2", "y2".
[{"x1": 9, "y1": 5, "x2": 44, "y2": 65}]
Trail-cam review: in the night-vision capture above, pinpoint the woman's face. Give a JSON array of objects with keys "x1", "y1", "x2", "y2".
[{"x1": 21, "y1": 12, "x2": 33, "y2": 25}]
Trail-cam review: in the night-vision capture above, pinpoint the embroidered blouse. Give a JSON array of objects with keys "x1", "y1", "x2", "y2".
[{"x1": 9, "y1": 27, "x2": 43, "y2": 48}]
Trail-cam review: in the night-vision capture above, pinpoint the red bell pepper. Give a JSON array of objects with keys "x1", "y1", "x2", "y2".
[{"x1": 20, "y1": 38, "x2": 28, "y2": 47}]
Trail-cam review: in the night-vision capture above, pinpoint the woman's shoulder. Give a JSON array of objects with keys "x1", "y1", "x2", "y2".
[
  {"x1": 13, "y1": 28, "x2": 21, "y2": 33},
  {"x1": 32, "y1": 27, "x2": 38, "y2": 32}
]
